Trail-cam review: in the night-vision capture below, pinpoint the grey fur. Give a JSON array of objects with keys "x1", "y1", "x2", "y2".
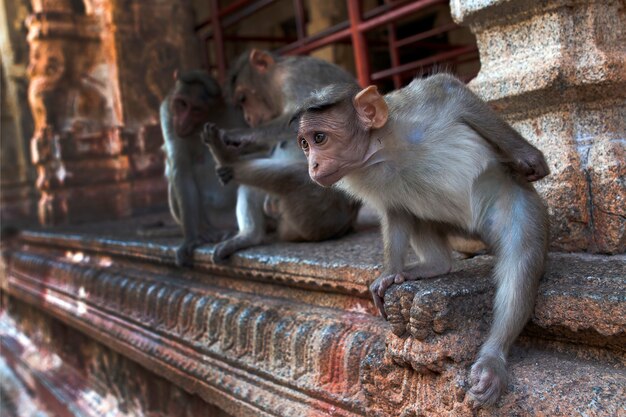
[{"x1": 298, "y1": 73, "x2": 550, "y2": 407}]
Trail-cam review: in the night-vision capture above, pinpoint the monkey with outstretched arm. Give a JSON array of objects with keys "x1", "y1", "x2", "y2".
[
  {"x1": 200, "y1": 50, "x2": 361, "y2": 262},
  {"x1": 161, "y1": 70, "x2": 248, "y2": 267},
  {"x1": 292, "y1": 74, "x2": 549, "y2": 407}
]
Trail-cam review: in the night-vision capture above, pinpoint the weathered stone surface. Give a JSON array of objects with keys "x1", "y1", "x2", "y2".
[
  {"x1": 451, "y1": 0, "x2": 626, "y2": 253},
  {"x1": 1, "y1": 219, "x2": 624, "y2": 416},
  {"x1": 0, "y1": 304, "x2": 233, "y2": 417}
]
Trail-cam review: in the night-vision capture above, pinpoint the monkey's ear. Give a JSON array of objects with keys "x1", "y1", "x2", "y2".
[
  {"x1": 353, "y1": 86, "x2": 388, "y2": 129},
  {"x1": 249, "y1": 49, "x2": 275, "y2": 74}
]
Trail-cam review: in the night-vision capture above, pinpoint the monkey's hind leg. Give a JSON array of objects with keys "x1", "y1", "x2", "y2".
[{"x1": 212, "y1": 186, "x2": 267, "y2": 263}]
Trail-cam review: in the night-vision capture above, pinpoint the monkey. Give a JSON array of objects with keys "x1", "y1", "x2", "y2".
[
  {"x1": 292, "y1": 74, "x2": 549, "y2": 407},
  {"x1": 199, "y1": 50, "x2": 361, "y2": 261},
  {"x1": 160, "y1": 69, "x2": 247, "y2": 267}
]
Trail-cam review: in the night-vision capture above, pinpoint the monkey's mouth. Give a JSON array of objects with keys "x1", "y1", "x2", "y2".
[{"x1": 313, "y1": 169, "x2": 344, "y2": 187}]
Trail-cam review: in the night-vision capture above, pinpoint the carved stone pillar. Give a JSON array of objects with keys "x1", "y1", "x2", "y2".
[
  {"x1": 25, "y1": 0, "x2": 201, "y2": 224},
  {"x1": 451, "y1": 0, "x2": 625, "y2": 253},
  {"x1": 26, "y1": 1, "x2": 129, "y2": 224},
  {"x1": 0, "y1": 0, "x2": 37, "y2": 225}
]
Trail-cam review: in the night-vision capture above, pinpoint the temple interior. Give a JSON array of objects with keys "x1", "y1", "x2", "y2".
[{"x1": 1, "y1": 1, "x2": 624, "y2": 416}]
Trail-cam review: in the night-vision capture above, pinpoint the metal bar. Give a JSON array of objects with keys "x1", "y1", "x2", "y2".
[
  {"x1": 277, "y1": 21, "x2": 350, "y2": 54},
  {"x1": 385, "y1": 0, "x2": 401, "y2": 89},
  {"x1": 223, "y1": 0, "x2": 277, "y2": 28},
  {"x1": 293, "y1": 0, "x2": 306, "y2": 40},
  {"x1": 395, "y1": 22, "x2": 458, "y2": 48},
  {"x1": 362, "y1": 0, "x2": 411, "y2": 20},
  {"x1": 195, "y1": 0, "x2": 254, "y2": 30},
  {"x1": 360, "y1": 0, "x2": 446, "y2": 32},
  {"x1": 277, "y1": 0, "x2": 405, "y2": 54},
  {"x1": 347, "y1": 0, "x2": 371, "y2": 86},
  {"x1": 223, "y1": 34, "x2": 297, "y2": 43},
  {"x1": 281, "y1": 26, "x2": 351, "y2": 55},
  {"x1": 371, "y1": 44, "x2": 477, "y2": 81},
  {"x1": 387, "y1": 23, "x2": 401, "y2": 89},
  {"x1": 220, "y1": 0, "x2": 254, "y2": 17},
  {"x1": 280, "y1": 0, "x2": 445, "y2": 56},
  {"x1": 209, "y1": 0, "x2": 227, "y2": 83}
]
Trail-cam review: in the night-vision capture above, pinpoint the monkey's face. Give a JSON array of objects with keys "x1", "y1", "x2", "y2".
[
  {"x1": 172, "y1": 95, "x2": 210, "y2": 137},
  {"x1": 233, "y1": 84, "x2": 276, "y2": 127},
  {"x1": 297, "y1": 108, "x2": 370, "y2": 187}
]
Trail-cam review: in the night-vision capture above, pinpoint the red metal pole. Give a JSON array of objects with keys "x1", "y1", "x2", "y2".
[
  {"x1": 219, "y1": 0, "x2": 253, "y2": 17},
  {"x1": 281, "y1": 26, "x2": 351, "y2": 55},
  {"x1": 387, "y1": 24, "x2": 401, "y2": 89},
  {"x1": 347, "y1": 0, "x2": 371, "y2": 86},
  {"x1": 293, "y1": 0, "x2": 306, "y2": 40},
  {"x1": 209, "y1": 0, "x2": 227, "y2": 83},
  {"x1": 360, "y1": 0, "x2": 446, "y2": 31}
]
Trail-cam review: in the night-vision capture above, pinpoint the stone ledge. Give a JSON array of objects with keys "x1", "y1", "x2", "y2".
[
  {"x1": 7, "y1": 219, "x2": 625, "y2": 349},
  {"x1": 3, "y1": 243, "x2": 384, "y2": 417},
  {"x1": 2, "y1": 218, "x2": 625, "y2": 415}
]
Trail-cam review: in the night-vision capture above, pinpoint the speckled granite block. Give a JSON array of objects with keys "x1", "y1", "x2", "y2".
[{"x1": 451, "y1": 0, "x2": 626, "y2": 253}]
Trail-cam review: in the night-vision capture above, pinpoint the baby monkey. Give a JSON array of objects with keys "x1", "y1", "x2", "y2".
[{"x1": 293, "y1": 74, "x2": 549, "y2": 406}]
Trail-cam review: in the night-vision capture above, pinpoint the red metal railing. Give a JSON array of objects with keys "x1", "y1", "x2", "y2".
[{"x1": 196, "y1": 0, "x2": 479, "y2": 87}]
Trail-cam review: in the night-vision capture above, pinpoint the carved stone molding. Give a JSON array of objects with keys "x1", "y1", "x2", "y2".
[{"x1": 3, "y1": 244, "x2": 385, "y2": 416}]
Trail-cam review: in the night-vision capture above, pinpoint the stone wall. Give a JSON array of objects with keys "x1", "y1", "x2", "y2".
[
  {"x1": 20, "y1": 0, "x2": 202, "y2": 226},
  {"x1": 451, "y1": 0, "x2": 625, "y2": 253},
  {"x1": 0, "y1": 0, "x2": 37, "y2": 226}
]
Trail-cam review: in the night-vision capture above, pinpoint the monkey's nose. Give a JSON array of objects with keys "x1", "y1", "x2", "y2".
[{"x1": 312, "y1": 162, "x2": 319, "y2": 170}]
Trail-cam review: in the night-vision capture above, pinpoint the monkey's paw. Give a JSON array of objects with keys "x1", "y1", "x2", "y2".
[
  {"x1": 369, "y1": 273, "x2": 407, "y2": 319},
  {"x1": 202, "y1": 123, "x2": 219, "y2": 145},
  {"x1": 468, "y1": 355, "x2": 507, "y2": 407},
  {"x1": 514, "y1": 154, "x2": 549, "y2": 182},
  {"x1": 212, "y1": 240, "x2": 238, "y2": 263},
  {"x1": 175, "y1": 240, "x2": 200, "y2": 267},
  {"x1": 216, "y1": 166, "x2": 234, "y2": 185}
]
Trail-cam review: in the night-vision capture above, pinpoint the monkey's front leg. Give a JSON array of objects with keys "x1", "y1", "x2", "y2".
[
  {"x1": 203, "y1": 124, "x2": 268, "y2": 167},
  {"x1": 370, "y1": 210, "x2": 412, "y2": 318},
  {"x1": 202, "y1": 123, "x2": 238, "y2": 166},
  {"x1": 372, "y1": 216, "x2": 454, "y2": 318}
]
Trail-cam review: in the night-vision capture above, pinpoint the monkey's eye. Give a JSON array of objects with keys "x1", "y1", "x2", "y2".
[
  {"x1": 313, "y1": 132, "x2": 327, "y2": 144},
  {"x1": 299, "y1": 138, "x2": 309, "y2": 150}
]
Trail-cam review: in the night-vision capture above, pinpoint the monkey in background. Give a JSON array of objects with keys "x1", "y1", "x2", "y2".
[
  {"x1": 293, "y1": 74, "x2": 549, "y2": 406},
  {"x1": 200, "y1": 50, "x2": 361, "y2": 262},
  {"x1": 161, "y1": 70, "x2": 247, "y2": 267}
]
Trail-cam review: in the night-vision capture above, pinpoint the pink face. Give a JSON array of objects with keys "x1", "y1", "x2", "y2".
[
  {"x1": 172, "y1": 95, "x2": 210, "y2": 137},
  {"x1": 233, "y1": 85, "x2": 276, "y2": 127},
  {"x1": 297, "y1": 108, "x2": 369, "y2": 187}
]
